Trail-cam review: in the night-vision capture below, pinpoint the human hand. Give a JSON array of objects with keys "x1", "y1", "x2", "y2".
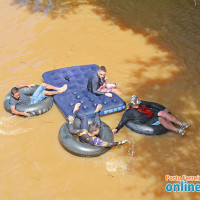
[
  {"x1": 122, "y1": 140, "x2": 129, "y2": 144},
  {"x1": 23, "y1": 112, "x2": 30, "y2": 117},
  {"x1": 105, "y1": 93, "x2": 112, "y2": 98},
  {"x1": 28, "y1": 84, "x2": 36, "y2": 88},
  {"x1": 104, "y1": 76, "x2": 108, "y2": 81},
  {"x1": 119, "y1": 140, "x2": 129, "y2": 146},
  {"x1": 68, "y1": 115, "x2": 74, "y2": 122},
  {"x1": 112, "y1": 129, "x2": 118, "y2": 134}
]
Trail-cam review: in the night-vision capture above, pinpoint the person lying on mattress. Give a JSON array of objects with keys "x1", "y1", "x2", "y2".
[
  {"x1": 68, "y1": 103, "x2": 128, "y2": 147},
  {"x1": 112, "y1": 95, "x2": 190, "y2": 136},
  {"x1": 10, "y1": 83, "x2": 68, "y2": 117},
  {"x1": 87, "y1": 66, "x2": 121, "y2": 98}
]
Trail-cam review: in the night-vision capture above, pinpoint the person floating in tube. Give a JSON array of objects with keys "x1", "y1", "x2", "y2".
[
  {"x1": 10, "y1": 83, "x2": 68, "y2": 117},
  {"x1": 68, "y1": 103, "x2": 129, "y2": 147},
  {"x1": 87, "y1": 66, "x2": 121, "y2": 98},
  {"x1": 112, "y1": 95, "x2": 190, "y2": 136}
]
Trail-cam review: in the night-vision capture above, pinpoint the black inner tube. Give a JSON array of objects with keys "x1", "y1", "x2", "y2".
[
  {"x1": 59, "y1": 118, "x2": 114, "y2": 157},
  {"x1": 4, "y1": 85, "x2": 54, "y2": 117},
  {"x1": 126, "y1": 120, "x2": 168, "y2": 136}
]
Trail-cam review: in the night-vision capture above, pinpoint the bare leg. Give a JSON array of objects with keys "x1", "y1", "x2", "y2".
[
  {"x1": 158, "y1": 117, "x2": 178, "y2": 132},
  {"x1": 42, "y1": 83, "x2": 60, "y2": 90},
  {"x1": 158, "y1": 110, "x2": 182, "y2": 126},
  {"x1": 94, "y1": 104, "x2": 102, "y2": 113},
  {"x1": 93, "y1": 104, "x2": 102, "y2": 127},
  {"x1": 73, "y1": 103, "x2": 88, "y2": 130},
  {"x1": 42, "y1": 83, "x2": 68, "y2": 93},
  {"x1": 159, "y1": 117, "x2": 186, "y2": 135},
  {"x1": 43, "y1": 90, "x2": 62, "y2": 96},
  {"x1": 73, "y1": 103, "x2": 81, "y2": 113}
]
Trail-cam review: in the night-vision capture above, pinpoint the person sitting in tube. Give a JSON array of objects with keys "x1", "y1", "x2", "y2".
[
  {"x1": 112, "y1": 95, "x2": 190, "y2": 136},
  {"x1": 10, "y1": 83, "x2": 68, "y2": 117},
  {"x1": 68, "y1": 103, "x2": 129, "y2": 147},
  {"x1": 87, "y1": 66, "x2": 121, "y2": 98}
]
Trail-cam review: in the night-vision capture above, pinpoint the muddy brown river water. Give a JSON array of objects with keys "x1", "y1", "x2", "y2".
[{"x1": 0, "y1": 0, "x2": 199, "y2": 199}]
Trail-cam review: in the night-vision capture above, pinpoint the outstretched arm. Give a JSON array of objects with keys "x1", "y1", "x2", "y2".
[
  {"x1": 68, "y1": 115, "x2": 83, "y2": 135},
  {"x1": 16, "y1": 84, "x2": 35, "y2": 89},
  {"x1": 93, "y1": 137, "x2": 128, "y2": 147},
  {"x1": 114, "y1": 110, "x2": 131, "y2": 133},
  {"x1": 10, "y1": 105, "x2": 30, "y2": 117}
]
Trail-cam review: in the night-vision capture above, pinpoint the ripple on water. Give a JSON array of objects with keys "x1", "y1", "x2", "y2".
[
  {"x1": 0, "y1": 116, "x2": 33, "y2": 135},
  {"x1": 105, "y1": 139, "x2": 135, "y2": 174}
]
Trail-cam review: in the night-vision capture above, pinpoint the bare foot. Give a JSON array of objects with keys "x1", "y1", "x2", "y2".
[
  {"x1": 59, "y1": 84, "x2": 68, "y2": 93},
  {"x1": 94, "y1": 104, "x2": 102, "y2": 113},
  {"x1": 73, "y1": 103, "x2": 81, "y2": 113},
  {"x1": 105, "y1": 93, "x2": 112, "y2": 98}
]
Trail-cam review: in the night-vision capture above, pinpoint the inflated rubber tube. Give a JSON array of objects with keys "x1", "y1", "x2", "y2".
[
  {"x1": 4, "y1": 85, "x2": 54, "y2": 117},
  {"x1": 59, "y1": 118, "x2": 114, "y2": 157},
  {"x1": 126, "y1": 120, "x2": 168, "y2": 135}
]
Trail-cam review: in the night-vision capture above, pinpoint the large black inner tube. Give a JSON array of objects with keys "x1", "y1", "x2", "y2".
[
  {"x1": 126, "y1": 120, "x2": 168, "y2": 136},
  {"x1": 59, "y1": 118, "x2": 114, "y2": 157},
  {"x1": 4, "y1": 85, "x2": 54, "y2": 117},
  {"x1": 125, "y1": 102, "x2": 169, "y2": 135}
]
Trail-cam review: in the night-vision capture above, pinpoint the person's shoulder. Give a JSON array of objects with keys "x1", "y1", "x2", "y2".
[
  {"x1": 10, "y1": 95, "x2": 15, "y2": 101},
  {"x1": 125, "y1": 108, "x2": 135, "y2": 112},
  {"x1": 79, "y1": 129, "x2": 88, "y2": 135},
  {"x1": 88, "y1": 72, "x2": 95, "y2": 79},
  {"x1": 125, "y1": 107, "x2": 138, "y2": 114},
  {"x1": 91, "y1": 72, "x2": 98, "y2": 77},
  {"x1": 9, "y1": 95, "x2": 18, "y2": 105},
  {"x1": 88, "y1": 72, "x2": 98, "y2": 81},
  {"x1": 140, "y1": 100, "x2": 149, "y2": 105}
]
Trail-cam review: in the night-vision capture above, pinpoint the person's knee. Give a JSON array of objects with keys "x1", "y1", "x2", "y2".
[
  {"x1": 159, "y1": 117, "x2": 170, "y2": 124},
  {"x1": 158, "y1": 117, "x2": 163, "y2": 122},
  {"x1": 43, "y1": 90, "x2": 48, "y2": 96},
  {"x1": 158, "y1": 111, "x2": 167, "y2": 117},
  {"x1": 41, "y1": 83, "x2": 47, "y2": 87}
]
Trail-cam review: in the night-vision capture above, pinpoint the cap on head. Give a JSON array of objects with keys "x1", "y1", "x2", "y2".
[{"x1": 129, "y1": 95, "x2": 141, "y2": 106}]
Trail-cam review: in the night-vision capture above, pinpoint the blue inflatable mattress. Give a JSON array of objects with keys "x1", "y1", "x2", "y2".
[{"x1": 42, "y1": 64, "x2": 126, "y2": 118}]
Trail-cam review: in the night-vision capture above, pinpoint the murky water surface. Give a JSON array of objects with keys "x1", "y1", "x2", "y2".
[{"x1": 0, "y1": 0, "x2": 200, "y2": 199}]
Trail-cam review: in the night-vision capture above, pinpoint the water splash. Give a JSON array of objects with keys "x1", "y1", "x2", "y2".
[
  {"x1": 0, "y1": 116, "x2": 33, "y2": 135},
  {"x1": 105, "y1": 139, "x2": 135, "y2": 174}
]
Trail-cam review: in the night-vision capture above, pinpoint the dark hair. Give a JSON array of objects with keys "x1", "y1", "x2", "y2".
[
  {"x1": 88, "y1": 122, "x2": 100, "y2": 133},
  {"x1": 99, "y1": 66, "x2": 106, "y2": 72},
  {"x1": 11, "y1": 87, "x2": 19, "y2": 95}
]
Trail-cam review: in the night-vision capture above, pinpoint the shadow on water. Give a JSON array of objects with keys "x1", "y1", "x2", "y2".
[
  {"x1": 122, "y1": 132, "x2": 200, "y2": 199},
  {"x1": 89, "y1": 0, "x2": 200, "y2": 82},
  {"x1": 117, "y1": 70, "x2": 200, "y2": 199},
  {"x1": 10, "y1": 0, "x2": 200, "y2": 90},
  {"x1": 88, "y1": 4, "x2": 200, "y2": 192},
  {"x1": 119, "y1": 58, "x2": 200, "y2": 199}
]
